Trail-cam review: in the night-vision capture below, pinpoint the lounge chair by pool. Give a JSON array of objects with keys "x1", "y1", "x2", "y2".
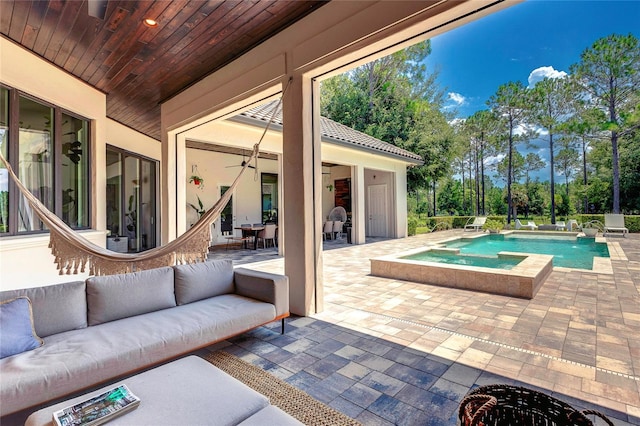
[
  {"x1": 464, "y1": 217, "x2": 486, "y2": 232},
  {"x1": 515, "y1": 219, "x2": 537, "y2": 230},
  {"x1": 603, "y1": 214, "x2": 628, "y2": 237}
]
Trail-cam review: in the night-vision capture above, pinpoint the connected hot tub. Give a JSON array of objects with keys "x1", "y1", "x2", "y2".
[{"x1": 371, "y1": 242, "x2": 554, "y2": 299}]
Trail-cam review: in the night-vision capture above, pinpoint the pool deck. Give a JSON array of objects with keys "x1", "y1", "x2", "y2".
[{"x1": 205, "y1": 230, "x2": 640, "y2": 424}]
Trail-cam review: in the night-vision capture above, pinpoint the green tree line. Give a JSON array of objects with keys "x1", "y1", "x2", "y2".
[{"x1": 321, "y1": 34, "x2": 640, "y2": 220}]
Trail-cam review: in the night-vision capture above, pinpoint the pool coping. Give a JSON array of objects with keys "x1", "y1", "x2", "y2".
[{"x1": 370, "y1": 231, "x2": 616, "y2": 299}]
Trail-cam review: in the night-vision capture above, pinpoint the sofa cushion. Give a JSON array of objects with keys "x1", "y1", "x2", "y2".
[
  {"x1": 173, "y1": 260, "x2": 234, "y2": 305},
  {"x1": 0, "y1": 281, "x2": 87, "y2": 338},
  {"x1": 0, "y1": 297, "x2": 43, "y2": 359},
  {"x1": 86, "y1": 267, "x2": 176, "y2": 326}
]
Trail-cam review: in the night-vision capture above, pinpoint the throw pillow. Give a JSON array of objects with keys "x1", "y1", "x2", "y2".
[
  {"x1": 0, "y1": 297, "x2": 44, "y2": 359},
  {"x1": 173, "y1": 260, "x2": 235, "y2": 305},
  {"x1": 86, "y1": 266, "x2": 176, "y2": 326}
]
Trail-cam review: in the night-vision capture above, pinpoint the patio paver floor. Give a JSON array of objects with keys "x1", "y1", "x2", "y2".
[{"x1": 204, "y1": 231, "x2": 640, "y2": 424}]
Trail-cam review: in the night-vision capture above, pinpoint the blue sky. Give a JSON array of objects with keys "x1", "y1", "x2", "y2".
[{"x1": 426, "y1": 0, "x2": 640, "y2": 183}]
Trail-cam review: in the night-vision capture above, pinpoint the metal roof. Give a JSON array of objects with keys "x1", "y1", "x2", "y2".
[{"x1": 232, "y1": 101, "x2": 424, "y2": 165}]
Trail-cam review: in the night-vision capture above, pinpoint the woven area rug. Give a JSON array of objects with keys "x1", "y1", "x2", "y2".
[{"x1": 203, "y1": 351, "x2": 361, "y2": 426}]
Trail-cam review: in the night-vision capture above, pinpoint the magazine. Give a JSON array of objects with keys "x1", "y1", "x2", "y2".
[{"x1": 53, "y1": 384, "x2": 140, "y2": 426}]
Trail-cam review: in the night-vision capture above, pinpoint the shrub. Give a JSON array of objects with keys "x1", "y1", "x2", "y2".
[
  {"x1": 624, "y1": 215, "x2": 640, "y2": 232},
  {"x1": 408, "y1": 215, "x2": 419, "y2": 236},
  {"x1": 415, "y1": 226, "x2": 431, "y2": 235},
  {"x1": 483, "y1": 219, "x2": 505, "y2": 232},
  {"x1": 452, "y1": 216, "x2": 472, "y2": 229}
]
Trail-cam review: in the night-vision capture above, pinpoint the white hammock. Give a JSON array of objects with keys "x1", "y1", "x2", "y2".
[{"x1": 0, "y1": 89, "x2": 287, "y2": 276}]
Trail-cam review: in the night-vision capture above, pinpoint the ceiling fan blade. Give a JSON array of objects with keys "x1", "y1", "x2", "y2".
[
  {"x1": 225, "y1": 162, "x2": 255, "y2": 169},
  {"x1": 88, "y1": 0, "x2": 108, "y2": 19}
]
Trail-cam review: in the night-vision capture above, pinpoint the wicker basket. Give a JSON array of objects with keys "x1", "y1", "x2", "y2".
[{"x1": 457, "y1": 384, "x2": 614, "y2": 426}]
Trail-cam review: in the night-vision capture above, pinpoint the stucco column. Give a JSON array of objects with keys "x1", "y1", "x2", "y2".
[
  {"x1": 282, "y1": 75, "x2": 323, "y2": 316},
  {"x1": 352, "y1": 165, "x2": 366, "y2": 244}
]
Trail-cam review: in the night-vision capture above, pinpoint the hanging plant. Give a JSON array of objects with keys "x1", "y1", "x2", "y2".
[
  {"x1": 189, "y1": 175, "x2": 204, "y2": 189},
  {"x1": 189, "y1": 164, "x2": 205, "y2": 189}
]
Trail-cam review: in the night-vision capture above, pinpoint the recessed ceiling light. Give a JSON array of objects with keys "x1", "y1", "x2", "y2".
[{"x1": 143, "y1": 18, "x2": 158, "y2": 28}]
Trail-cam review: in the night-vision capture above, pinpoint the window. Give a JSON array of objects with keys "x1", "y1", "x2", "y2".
[{"x1": 0, "y1": 85, "x2": 90, "y2": 236}]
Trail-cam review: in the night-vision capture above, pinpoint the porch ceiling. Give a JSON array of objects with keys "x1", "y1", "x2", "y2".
[{"x1": 0, "y1": 0, "x2": 326, "y2": 140}]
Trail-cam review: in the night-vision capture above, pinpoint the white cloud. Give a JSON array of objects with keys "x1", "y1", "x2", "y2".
[
  {"x1": 485, "y1": 153, "x2": 505, "y2": 167},
  {"x1": 447, "y1": 92, "x2": 466, "y2": 106},
  {"x1": 527, "y1": 66, "x2": 567, "y2": 88}
]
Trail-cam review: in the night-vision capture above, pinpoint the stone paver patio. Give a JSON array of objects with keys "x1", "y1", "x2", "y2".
[{"x1": 206, "y1": 231, "x2": 640, "y2": 424}]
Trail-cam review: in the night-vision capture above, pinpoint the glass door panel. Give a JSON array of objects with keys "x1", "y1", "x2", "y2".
[
  {"x1": 139, "y1": 160, "x2": 156, "y2": 250},
  {"x1": 220, "y1": 185, "x2": 233, "y2": 239},
  {"x1": 18, "y1": 96, "x2": 53, "y2": 232},
  {"x1": 124, "y1": 157, "x2": 140, "y2": 251},
  {"x1": 106, "y1": 150, "x2": 122, "y2": 236},
  {"x1": 0, "y1": 87, "x2": 8, "y2": 234},
  {"x1": 261, "y1": 173, "x2": 278, "y2": 224}
]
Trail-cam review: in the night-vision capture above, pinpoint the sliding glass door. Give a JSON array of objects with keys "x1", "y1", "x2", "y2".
[{"x1": 106, "y1": 146, "x2": 157, "y2": 252}]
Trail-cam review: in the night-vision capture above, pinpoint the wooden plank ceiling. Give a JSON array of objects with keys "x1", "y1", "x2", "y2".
[{"x1": 0, "y1": 0, "x2": 326, "y2": 140}]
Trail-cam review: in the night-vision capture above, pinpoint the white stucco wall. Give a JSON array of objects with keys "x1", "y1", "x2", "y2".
[
  {"x1": 106, "y1": 119, "x2": 161, "y2": 161},
  {"x1": 184, "y1": 148, "x2": 279, "y2": 244}
]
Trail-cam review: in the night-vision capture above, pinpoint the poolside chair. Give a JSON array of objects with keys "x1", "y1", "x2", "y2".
[
  {"x1": 567, "y1": 219, "x2": 579, "y2": 232},
  {"x1": 603, "y1": 214, "x2": 628, "y2": 237},
  {"x1": 515, "y1": 219, "x2": 537, "y2": 230},
  {"x1": 464, "y1": 217, "x2": 486, "y2": 232},
  {"x1": 555, "y1": 221, "x2": 566, "y2": 231}
]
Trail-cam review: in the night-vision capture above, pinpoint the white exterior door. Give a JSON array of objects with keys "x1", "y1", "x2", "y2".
[{"x1": 367, "y1": 184, "x2": 388, "y2": 237}]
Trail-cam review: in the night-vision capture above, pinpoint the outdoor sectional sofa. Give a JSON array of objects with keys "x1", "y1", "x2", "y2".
[{"x1": 0, "y1": 259, "x2": 289, "y2": 417}]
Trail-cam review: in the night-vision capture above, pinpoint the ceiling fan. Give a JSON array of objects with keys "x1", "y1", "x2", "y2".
[
  {"x1": 88, "y1": 0, "x2": 108, "y2": 20},
  {"x1": 226, "y1": 151, "x2": 256, "y2": 169}
]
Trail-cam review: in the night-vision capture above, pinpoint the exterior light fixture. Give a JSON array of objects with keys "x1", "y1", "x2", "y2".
[{"x1": 143, "y1": 18, "x2": 158, "y2": 28}]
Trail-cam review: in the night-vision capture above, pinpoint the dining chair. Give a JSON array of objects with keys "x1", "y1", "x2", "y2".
[
  {"x1": 257, "y1": 223, "x2": 277, "y2": 248},
  {"x1": 323, "y1": 221, "x2": 334, "y2": 240},
  {"x1": 332, "y1": 221, "x2": 343, "y2": 239}
]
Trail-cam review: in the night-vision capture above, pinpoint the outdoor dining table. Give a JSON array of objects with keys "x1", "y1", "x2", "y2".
[{"x1": 234, "y1": 225, "x2": 265, "y2": 250}]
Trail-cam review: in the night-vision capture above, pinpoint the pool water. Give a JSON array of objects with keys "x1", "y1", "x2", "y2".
[
  {"x1": 444, "y1": 234, "x2": 609, "y2": 270},
  {"x1": 403, "y1": 251, "x2": 522, "y2": 270}
]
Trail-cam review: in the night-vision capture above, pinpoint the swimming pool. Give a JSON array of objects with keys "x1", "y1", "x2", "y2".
[
  {"x1": 443, "y1": 233, "x2": 609, "y2": 270},
  {"x1": 370, "y1": 231, "x2": 613, "y2": 298}
]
